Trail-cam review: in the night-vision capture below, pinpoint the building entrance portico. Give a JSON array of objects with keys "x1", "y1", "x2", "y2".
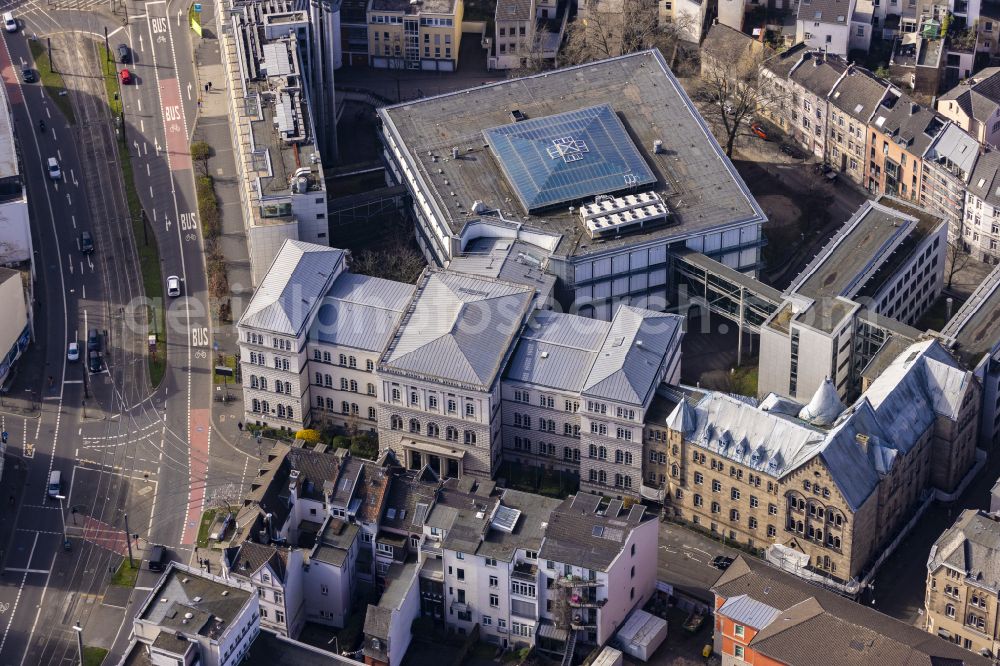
[{"x1": 401, "y1": 438, "x2": 464, "y2": 479}]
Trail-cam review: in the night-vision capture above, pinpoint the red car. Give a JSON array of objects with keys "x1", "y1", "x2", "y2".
[
  {"x1": 119, "y1": 68, "x2": 132, "y2": 84},
  {"x1": 750, "y1": 122, "x2": 768, "y2": 140}
]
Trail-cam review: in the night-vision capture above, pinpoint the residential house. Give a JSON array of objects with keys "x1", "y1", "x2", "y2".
[
  {"x1": 795, "y1": 0, "x2": 857, "y2": 56},
  {"x1": 366, "y1": 0, "x2": 463, "y2": 71},
  {"x1": 785, "y1": 51, "x2": 848, "y2": 159},
  {"x1": 223, "y1": 542, "x2": 304, "y2": 638},
  {"x1": 920, "y1": 122, "x2": 980, "y2": 244},
  {"x1": 827, "y1": 65, "x2": 892, "y2": 183},
  {"x1": 961, "y1": 149, "x2": 1000, "y2": 262},
  {"x1": 936, "y1": 67, "x2": 1000, "y2": 147},
  {"x1": 866, "y1": 91, "x2": 946, "y2": 199},
  {"x1": 924, "y1": 509, "x2": 1000, "y2": 658},
  {"x1": 490, "y1": 0, "x2": 567, "y2": 69},
  {"x1": 712, "y1": 555, "x2": 992, "y2": 666}
]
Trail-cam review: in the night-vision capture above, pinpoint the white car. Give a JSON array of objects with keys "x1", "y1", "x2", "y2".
[
  {"x1": 166, "y1": 275, "x2": 181, "y2": 297},
  {"x1": 47, "y1": 157, "x2": 61, "y2": 180},
  {"x1": 3, "y1": 13, "x2": 17, "y2": 33},
  {"x1": 67, "y1": 341, "x2": 79, "y2": 362}
]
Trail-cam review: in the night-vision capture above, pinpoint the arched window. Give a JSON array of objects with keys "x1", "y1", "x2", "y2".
[
  {"x1": 324, "y1": 374, "x2": 332, "y2": 387},
  {"x1": 252, "y1": 399, "x2": 261, "y2": 412},
  {"x1": 341, "y1": 378, "x2": 349, "y2": 391},
  {"x1": 589, "y1": 469, "x2": 597, "y2": 482},
  {"x1": 349, "y1": 356, "x2": 357, "y2": 368},
  {"x1": 277, "y1": 404, "x2": 286, "y2": 418},
  {"x1": 615, "y1": 450, "x2": 623, "y2": 464},
  {"x1": 624, "y1": 452, "x2": 633, "y2": 465},
  {"x1": 314, "y1": 372, "x2": 322, "y2": 385},
  {"x1": 391, "y1": 416, "x2": 403, "y2": 430},
  {"x1": 589, "y1": 444, "x2": 598, "y2": 458},
  {"x1": 796, "y1": 520, "x2": 803, "y2": 533},
  {"x1": 260, "y1": 378, "x2": 268, "y2": 391},
  {"x1": 368, "y1": 406, "x2": 376, "y2": 420},
  {"x1": 350, "y1": 380, "x2": 358, "y2": 392},
  {"x1": 326, "y1": 397, "x2": 334, "y2": 410},
  {"x1": 671, "y1": 464, "x2": 679, "y2": 478},
  {"x1": 251, "y1": 376, "x2": 259, "y2": 389},
  {"x1": 409, "y1": 418, "x2": 420, "y2": 433},
  {"x1": 464, "y1": 430, "x2": 476, "y2": 445},
  {"x1": 367, "y1": 383, "x2": 376, "y2": 396},
  {"x1": 351, "y1": 403, "x2": 359, "y2": 415},
  {"x1": 598, "y1": 470, "x2": 607, "y2": 484},
  {"x1": 261, "y1": 400, "x2": 270, "y2": 413},
  {"x1": 286, "y1": 406, "x2": 293, "y2": 420},
  {"x1": 427, "y1": 423, "x2": 439, "y2": 438},
  {"x1": 342, "y1": 401, "x2": 350, "y2": 414},
  {"x1": 599, "y1": 446, "x2": 607, "y2": 460},
  {"x1": 446, "y1": 426, "x2": 458, "y2": 441}
]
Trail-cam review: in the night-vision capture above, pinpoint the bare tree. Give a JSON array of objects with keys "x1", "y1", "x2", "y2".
[
  {"x1": 506, "y1": 24, "x2": 553, "y2": 78},
  {"x1": 697, "y1": 42, "x2": 784, "y2": 158},
  {"x1": 560, "y1": 0, "x2": 693, "y2": 66},
  {"x1": 945, "y1": 238, "x2": 971, "y2": 290}
]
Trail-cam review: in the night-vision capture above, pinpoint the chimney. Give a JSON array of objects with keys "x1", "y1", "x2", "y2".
[{"x1": 855, "y1": 433, "x2": 870, "y2": 455}]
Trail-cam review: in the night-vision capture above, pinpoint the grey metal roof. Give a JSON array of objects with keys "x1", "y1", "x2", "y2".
[
  {"x1": 311, "y1": 273, "x2": 414, "y2": 353},
  {"x1": 966, "y1": 148, "x2": 1000, "y2": 208},
  {"x1": 922, "y1": 122, "x2": 978, "y2": 180},
  {"x1": 582, "y1": 307, "x2": 683, "y2": 405},
  {"x1": 717, "y1": 594, "x2": 781, "y2": 629},
  {"x1": 942, "y1": 259, "x2": 1000, "y2": 362},
  {"x1": 505, "y1": 310, "x2": 610, "y2": 392},
  {"x1": 381, "y1": 270, "x2": 535, "y2": 389},
  {"x1": 239, "y1": 240, "x2": 346, "y2": 335},
  {"x1": 447, "y1": 237, "x2": 556, "y2": 306}
]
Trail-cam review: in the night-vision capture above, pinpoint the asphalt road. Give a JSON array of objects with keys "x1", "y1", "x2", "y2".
[{"x1": 0, "y1": 0, "x2": 226, "y2": 661}]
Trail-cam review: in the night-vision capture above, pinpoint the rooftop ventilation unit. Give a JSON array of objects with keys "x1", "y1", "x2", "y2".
[{"x1": 579, "y1": 191, "x2": 671, "y2": 239}]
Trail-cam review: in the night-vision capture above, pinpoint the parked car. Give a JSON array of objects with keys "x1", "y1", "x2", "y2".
[
  {"x1": 88, "y1": 351, "x2": 102, "y2": 373},
  {"x1": 87, "y1": 328, "x2": 101, "y2": 352},
  {"x1": 750, "y1": 122, "x2": 769, "y2": 140},
  {"x1": 119, "y1": 68, "x2": 132, "y2": 85},
  {"x1": 3, "y1": 12, "x2": 17, "y2": 33},
  {"x1": 117, "y1": 43, "x2": 130, "y2": 63},
  {"x1": 79, "y1": 231, "x2": 94, "y2": 254},
  {"x1": 67, "y1": 341, "x2": 79, "y2": 362},
  {"x1": 166, "y1": 275, "x2": 181, "y2": 298},
  {"x1": 20, "y1": 66, "x2": 35, "y2": 83},
  {"x1": 712, "y1": 555, "x2": 735, "y2": 570}
]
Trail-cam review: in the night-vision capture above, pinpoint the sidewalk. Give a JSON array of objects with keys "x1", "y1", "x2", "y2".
[
  {"x1": 0, "y1": 454, "x2": 28, "y2": 572},
  {"x1": 190, "y1": 0, "x2": 250, "y2": 444}
]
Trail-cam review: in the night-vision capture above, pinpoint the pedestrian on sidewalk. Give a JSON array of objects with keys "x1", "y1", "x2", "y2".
[
  {"x1": 204, "y1": 83, "x2": 209, "y2": 93},
  {"x1": 207, "y1": 81, "x2": 212, "y2": 92},
  {"x1": 237, "y1": 421, "x2": 243, "y2": 432}
]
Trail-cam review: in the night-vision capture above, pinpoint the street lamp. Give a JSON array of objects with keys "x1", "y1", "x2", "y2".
[{"x1": 72, "y1": 622, "x2": 83, "y2": 663}]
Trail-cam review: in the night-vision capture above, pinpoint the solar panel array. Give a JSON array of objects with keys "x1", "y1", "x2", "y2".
[{"x1": 483, "y1": 104, "x2": 657, "y2": 213}]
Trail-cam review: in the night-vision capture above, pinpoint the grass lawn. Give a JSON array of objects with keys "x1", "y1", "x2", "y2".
[
  {"x1": 196, "y1": 508, "x2": 217, "y2": 548},
  {"x1": 729, "y1": 365, "x2": 759, "y2": 398},
  {"x1": 83, "y1": 646, "x2": 108, "y2": 666},
  {"x1": 28, "y1": 40, "x2": 76, "y2": 125},
  {"x1": 110, "y1": 558, "x2": 139, "y2": 587},
  {"x1": 98, "y1": 45, "x2": 166, "y2": 388}
]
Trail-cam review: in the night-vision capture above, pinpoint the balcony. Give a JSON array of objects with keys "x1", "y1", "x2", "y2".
[
  {"x1": 568, "y1": 593, "x2": 606, "y2": 609},
  {"x1": 570, "y1": 612, "x2": 597, "y2": 630},
  {"x1": 512, "y1": 562, "x2": 537, "y2": 581},
  {"x1": 557, "y1": 575, "x2": 602, "y2": 588},
  {"x1": 640, "y1": 483, "x2": 666, "y2": 502}
]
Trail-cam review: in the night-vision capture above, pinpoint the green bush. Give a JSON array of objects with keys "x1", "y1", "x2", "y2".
[
  {"x1": 331, "y1": 435, "x2": 350, "y2": 449},
  {"x1": 349, "y1": 434, "x2": 379, "y2": 460}
]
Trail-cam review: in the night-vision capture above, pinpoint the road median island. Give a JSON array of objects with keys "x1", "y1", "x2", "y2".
[
  {"x1": 98, "y1": 44, "x2": 166, "y2": 388},
  {"x1": 28, "y1": 40, "x2": 76, "y2": 125}
]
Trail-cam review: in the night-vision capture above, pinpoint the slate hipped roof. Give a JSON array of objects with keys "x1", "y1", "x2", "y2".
[
  {"x1": 239, "y1": 240, "x2": 346, "y2": 335},
  {"x1": 966, "y1": 149, "x2": 1000, "y2": 207},
  {"x1": 538, "y1": 493, "x2": 651, "y2": 571},
  {"x1": 670, "y1": 340, "x2": 973, "y2": 511},
  {"x1": 796, "y1": 0, "x2": 854, "y2": 25},
  {"x1": 928, "y1": 509, "x2": 1000, "y2": 594},
  {"x1": 829, "y1": 65, "x2": 892, "y2": 123},
  {"x1": 381, "y1": 270, "x2": 536, "y2": 389},
  {"x1": 713, "y1": 556, "x2": 992, "y2": 666}
]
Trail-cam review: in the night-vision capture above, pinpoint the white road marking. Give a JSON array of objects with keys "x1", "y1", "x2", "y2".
[
  {"x1": 44, "y1": 107, "x2": 50, "y2": 118},
  {"x1": 3, "y1": 568, "x2": 49, "y2": 575},
  {"x1": 137, "y1": 97, "x2": 142, "y2": 112},
  {"x1": 71, "y1": 215, "x2": 76, "y2": 229},
  {"x1": 0, "y1": 532, "x2": 38, "y2": 654}
]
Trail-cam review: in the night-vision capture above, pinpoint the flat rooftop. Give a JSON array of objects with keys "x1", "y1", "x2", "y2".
[
  {"x1": 942, "y1": 261, "x2": 1000, "y2": 363},
  {"x1": 790, "y1": 197, "x2": 943, "y2": 304},
  {"x1": 378, "y1": 49, "x2": 765, "y2": 259},
  {"x1": 139, "y1": 565, "x2": 252, "y2": 640}
]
